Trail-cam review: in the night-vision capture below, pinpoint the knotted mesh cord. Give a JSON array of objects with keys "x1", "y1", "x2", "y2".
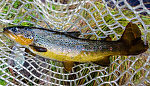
[{"x1": 0, "y1": 0, "x2": 150, "y2": 85}]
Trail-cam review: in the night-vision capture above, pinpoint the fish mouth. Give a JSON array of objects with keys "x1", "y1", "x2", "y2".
[
  {"x1": 3, "y1": 29, "x2": 16, "y2": 40},
  {"x1": 3, "y1": 28, "x2": 10, "y2": 34},
  {"x1": 3, "y1": 29, "x2": 34, "y2": 46}
]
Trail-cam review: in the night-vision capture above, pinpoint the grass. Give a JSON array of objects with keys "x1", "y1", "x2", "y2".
[
  {"x1": 0, "y1": 60, "x2": 14, "y2": 86},
  {"x1": 0, "y1": 0, "x2": 150, "y2": 86},
  {"x1": 0, "y1": 71, "x2": 7, "y2": 86}
]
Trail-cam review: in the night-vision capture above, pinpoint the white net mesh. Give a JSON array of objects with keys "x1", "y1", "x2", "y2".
[{"x1": 0, "y1": 0, "x2": 150, "y2": 85}]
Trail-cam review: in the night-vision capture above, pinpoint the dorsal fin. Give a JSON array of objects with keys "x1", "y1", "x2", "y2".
[
  {"x1": 65, "y1": 31, "x2": 81, "y2": 37},
  {"x1": 104, "y1": 35, "x2": 112, "y2": 41}
]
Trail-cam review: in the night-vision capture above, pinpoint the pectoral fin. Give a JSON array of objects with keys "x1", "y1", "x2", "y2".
[
  {"x1": 63, "y1": 61, "x2": 74, "y2": 72},
  {"x1": 25, "y1": 48, "x2": 36, "y2": 56},
  {"x1": 29, "y1": 44, "x2": 47, "y2": 52},
  {"x1": 93, "y1": 56, "x2": 110, "y2": 67}
]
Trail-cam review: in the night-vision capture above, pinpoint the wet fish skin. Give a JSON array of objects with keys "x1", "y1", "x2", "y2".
[
  {"x1": 3, "y1": 22, "x2": 149, "y2": 71},
  {"x1": 3, "y1": 26, "x2": 126, "y2": 60}
]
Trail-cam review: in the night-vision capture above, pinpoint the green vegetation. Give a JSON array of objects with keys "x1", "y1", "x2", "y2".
[
  {"x1": 0, "y1": 61, "x2": 13, "y2": 86},
  {"x1": 0, "y1": 71, "x2": 7, "y2": 86},
  {"x1": 0, "y1": 0, "x2": 149, "y2": 86}
]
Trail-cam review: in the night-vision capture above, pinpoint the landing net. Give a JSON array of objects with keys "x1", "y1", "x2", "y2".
[{"x1": 0, "y1": 0, "x2": 150, "y2": 85}]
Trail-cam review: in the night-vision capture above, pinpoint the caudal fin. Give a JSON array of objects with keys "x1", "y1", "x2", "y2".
[
  {"x1": 120, "y1": 22, "x2": 141, "y2": 46},
  {"x1": 120, "y1": 22, "x2": 148, "y2": 55}
]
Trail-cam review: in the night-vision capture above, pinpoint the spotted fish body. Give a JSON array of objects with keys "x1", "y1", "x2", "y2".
[
  {"x1": 3, "y1": 22, "x2": 148, "y2": 71},
  {"x1": 32, "y1": 29, "x2": 127, "y2": 62},
  {"x1": 3, "y1": 26, "x2": 124, "y2": 61}
]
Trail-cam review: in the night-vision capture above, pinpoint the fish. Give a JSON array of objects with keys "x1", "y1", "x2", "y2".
[{"x1": 3, "y1": 22, "x2": 149, "y2": 71}]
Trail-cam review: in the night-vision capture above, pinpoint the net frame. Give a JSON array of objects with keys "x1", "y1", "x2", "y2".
[{"x1": 0, "y1": 0, "x2": 150, "y2": 85}]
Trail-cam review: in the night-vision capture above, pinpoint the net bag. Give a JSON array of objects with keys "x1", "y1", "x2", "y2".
[{"x1": 0, "y1": 0, "x2": 150, "y2": 85}]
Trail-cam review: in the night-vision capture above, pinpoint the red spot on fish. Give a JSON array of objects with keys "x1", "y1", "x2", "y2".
[
  {"x1": 109, "y1": 47, "x2": 112, "y2": 51},
  {"x1": 82, "y1": 48, "x2": 85, "y2": 50}
]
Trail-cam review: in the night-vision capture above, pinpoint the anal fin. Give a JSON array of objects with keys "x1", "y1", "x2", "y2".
[
  {"x1": 93, "y1": 56, "x2": 110, "y2": 67},
  {"x1": 25, "y1": 48, "x2": 36, "y2": 56},
  {"x1": 63, "y1": 61, "x2": 74, "y2": 72}
]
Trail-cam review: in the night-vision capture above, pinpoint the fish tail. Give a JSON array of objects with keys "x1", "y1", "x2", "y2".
[{"x1": 120, "y1": 22, "x2": 148, "y2": 55}]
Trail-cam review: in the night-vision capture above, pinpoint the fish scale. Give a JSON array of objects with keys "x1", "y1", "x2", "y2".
[
  {"x1": 3, "y1": 22, "x2": 149, "y2": 71},
  {"x1": 31, "y1": 29, "x2": 83, "y2": 56}
]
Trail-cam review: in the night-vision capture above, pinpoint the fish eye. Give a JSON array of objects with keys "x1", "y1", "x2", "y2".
[{"x1": 24, "y1": 27, "x2": 29, "y2": 30}]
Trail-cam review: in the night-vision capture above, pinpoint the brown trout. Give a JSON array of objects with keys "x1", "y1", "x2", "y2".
[{"x1": 3, "y1": 22, "x2": 148, "y2": 71}]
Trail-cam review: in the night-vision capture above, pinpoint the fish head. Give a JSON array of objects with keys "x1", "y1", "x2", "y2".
[{"x1": 3, "y1": 26, "x2": 34, "y2": 45}]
